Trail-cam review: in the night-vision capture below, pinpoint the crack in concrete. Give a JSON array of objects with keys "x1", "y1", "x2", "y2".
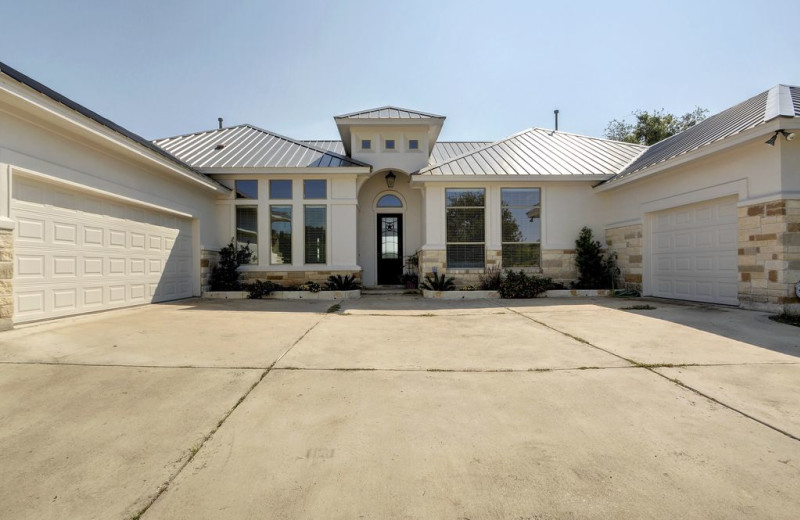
[
  {"x1": 495, "y1": 302, "x2": 800, "y2": 444},
  {"x1": 130, "y1": 315, "x2": 327, "y2": 520}
]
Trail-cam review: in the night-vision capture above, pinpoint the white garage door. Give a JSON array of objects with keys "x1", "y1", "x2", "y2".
[
  {"x1": 11, "y1": 177, "x2": 194, "y2": 323},
  {"x1": 649, "y1": 196, "x2": 739, "y2": 305}
]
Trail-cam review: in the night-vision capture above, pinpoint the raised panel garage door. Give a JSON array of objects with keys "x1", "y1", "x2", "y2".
[
  {"x1": 11, "y1": 177, "x2": 194, "y2": 323},
  {"x1": 649, "y1": 196, "x2": 739, "y2": 306}
]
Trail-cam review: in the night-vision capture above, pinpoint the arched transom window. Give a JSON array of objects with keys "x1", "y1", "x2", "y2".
[{"x1": 377, "y1": 194, "x2": 403, "y2": 208}]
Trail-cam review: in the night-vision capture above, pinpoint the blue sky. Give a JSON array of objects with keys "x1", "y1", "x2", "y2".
[{"x1": 2, "y1": 0, "x2": 798, "y2": 142}]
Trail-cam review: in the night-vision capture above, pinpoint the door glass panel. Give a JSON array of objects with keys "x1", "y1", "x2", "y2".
[{"x1": 381, "y1": 217, "x2": 399, "y2": 259}]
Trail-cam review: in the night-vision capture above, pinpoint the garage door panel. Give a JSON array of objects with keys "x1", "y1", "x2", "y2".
[
  {"x1": 12, "y1": 178, "x2": 194, "y2": 323},
  {"x1": 84, "y1": 287, "x2": 103, "y2": 306},
  {"x1": 649, "y1": 196, "x2": 738, "y2": 306}
]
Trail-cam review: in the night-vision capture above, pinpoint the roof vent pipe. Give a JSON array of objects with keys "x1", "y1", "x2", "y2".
[
  {"x1": 218, "y1": 117, "x2": 223, "y2": 129},
  {"x1": 554, "y1": 109, "x2": 559, "y2": 131}
]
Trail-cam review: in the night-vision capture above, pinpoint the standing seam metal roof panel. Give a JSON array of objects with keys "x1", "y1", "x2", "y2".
[
  {"x1": 417, "y1": 128, "x2": 646, "y2": 177},
  {"x1": 153, "y1": 125, "x2": 368, "y2": 169},
  {"x1": 609, "y1": 90, "x2": 773, "y2": 181}
]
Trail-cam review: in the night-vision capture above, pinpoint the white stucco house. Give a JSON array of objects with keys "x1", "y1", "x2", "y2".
[{"x1": 1, "y1": 61, "x2": 798, "y2": 328}]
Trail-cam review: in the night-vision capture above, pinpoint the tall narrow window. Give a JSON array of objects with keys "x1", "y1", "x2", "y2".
[
  {"x1": 236, "y1": 206, "x2": 258, "y2": 263},
  {"x1": 304, "y1": 206, "x2": 326, "y2": 264},
  {"x1": 445, "y1": 188, "x2": 485, "y2": 268},
  {"x1": 270, "y1": 205, "x2": 292, "y2": 265},
  {"x1": 501, "y1": 188, "x2": 541, "y2": 267}
]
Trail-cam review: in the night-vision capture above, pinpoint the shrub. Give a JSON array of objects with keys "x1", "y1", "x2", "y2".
[
  {"x1": 401, "y1": 273, "x2": 419, "y2": 289},
  {"x1": 573, "y1": 226, "x2": 616, "y2": 289},
  {"x1": 247, "y1": 280, "x2": 280, "y2": 299},
  {"x1": 326, "y1": 274, "x2": 361, "y2": 291},
  {"x1": 298, "y1": 281, "x2": 322, "y2": 293},
  {"x1": 420, "y1": 272, "x2": 456, "y2": 291},
  {"x1": 479, "y1": 265, "x2": 503, "y2": 290},
  {"x1": 498, "y1": 270, "x2": 556, "y2": 299},
  {"x1": 210, "y1": 239, "x2": 253, "y2": 291}
]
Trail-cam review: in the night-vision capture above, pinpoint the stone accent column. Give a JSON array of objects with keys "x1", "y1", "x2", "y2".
[
  {"x1": 0, "y1": 229, "x2": 12, "y2": 330},
  {"x1": 0, "y1": 164, "x2": 14, "y2": 330},
  {"x1": 605, "y1": 224, "x2": 643, "y2": 291},
  {"x1": 738, "y1": 200, "x2": 800, "y2": 312},
  {"x1": 419, "y1": 248, "x2": 446, "y2": 278},
  {"x1": 541, "y1": 249, "x2": 578, "y2": 285}
]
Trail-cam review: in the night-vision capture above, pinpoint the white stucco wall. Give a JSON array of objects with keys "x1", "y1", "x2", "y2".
[
  {"x1": 780, "y1": 137, "x2": 800, "y2": 193},
  {"x1": 349, "y1": 124, "x2": 432, "y2": 173},
  {"x1": 357, "y1": 170, "x2": 422, "y2": 285},
  {"x1": 597, "y1": 138, "x2": 784, "y2": 226}
]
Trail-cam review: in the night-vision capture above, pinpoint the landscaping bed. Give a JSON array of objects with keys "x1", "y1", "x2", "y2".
[
  {"x1": 421, "y1": 289, "x2": 610, "y2": 299},
  {"x1": 204, "y1": 290, "x2": 360, "y2": 300}
]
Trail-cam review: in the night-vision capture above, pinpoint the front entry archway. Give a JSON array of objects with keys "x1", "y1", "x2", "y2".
[{"x1": 377, "y1": 213, "x2": 403, "y2": 285}]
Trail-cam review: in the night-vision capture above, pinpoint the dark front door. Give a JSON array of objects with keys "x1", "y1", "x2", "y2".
[{"x1": 377, "y1": 213, "x2": 403, "y2": 285}]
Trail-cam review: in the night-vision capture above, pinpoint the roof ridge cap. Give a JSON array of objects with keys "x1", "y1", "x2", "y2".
[
  {"x1": 152, "y1": 124, "x2": 250, "y2": 143},
  {"x1": 234, "y1": 124, "x2": 370, "y2": 167},
  {"x1": 531, "y1": 127, "x2": 649, "y2": 148},
  {"x1": 765, "y1": 84, "x2": 795, "y2": 121},
  {"x1": 334, "y1": 105, "x2": 445, "y2": 119}
]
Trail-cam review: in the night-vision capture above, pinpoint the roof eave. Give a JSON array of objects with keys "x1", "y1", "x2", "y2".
[
  {"x1": 200, "y1": 166, "x2": 371, "y2": 175},
  {"x1": 594, "y1": 118, "x2": 796, "y2": 192},
  {"x1": 410, "y1": 174, "x2": 614, "y2": 184},
  {"x1": 0, "y1": 62, "x2": 228, "y2": 194}
]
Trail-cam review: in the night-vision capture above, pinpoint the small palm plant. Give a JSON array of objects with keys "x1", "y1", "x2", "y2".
[
  {"x1": 420, "y1": 272, "x2": 456, "y2": 291},
  {"x1": 326, "y1": 274, "x2": 361, "y2": 291}
]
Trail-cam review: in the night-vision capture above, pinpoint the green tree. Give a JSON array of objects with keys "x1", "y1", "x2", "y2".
[
  {"x1": 573, "y1": 227, "x2": 616, "y2": 289},
  {"x1": 604, "y1": 107, "x2": 708, "y2": 145}
]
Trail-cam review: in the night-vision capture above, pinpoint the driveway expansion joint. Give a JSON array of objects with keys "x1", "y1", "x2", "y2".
[
  {"x1": 131, "y1": 315, "x2": 327, "y2": 520},
  {"x1": 496, "y1": 301, "x2": 800, "y2": 444}
]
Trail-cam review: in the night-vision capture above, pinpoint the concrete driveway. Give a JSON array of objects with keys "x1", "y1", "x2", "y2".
[{"x1": 0, "y1": 296, "x2": 798, "y2": 519}]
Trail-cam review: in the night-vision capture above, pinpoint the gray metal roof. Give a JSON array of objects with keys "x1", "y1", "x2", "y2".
[
  {"x1": 154, "y1": 126, "x2": 368, "y2": 169},
  {"x1": 417, "y1": 128, "x2": 646, "y2": 177},
  {"x1": 301, "y1": 140, "x2": 346, "y2": 154},
  {"x1": 429, "y1": 141, "x2": 493, "y2": 165},
  {"x1": 608, "y1": 84, "x2": 800, "y2": 183},
  {"x1": 334, "y1": 106, "x2": 445, "y2": 120},
  {"x1": 300, "y1": 140, "x2": 492, "y2": 167}
]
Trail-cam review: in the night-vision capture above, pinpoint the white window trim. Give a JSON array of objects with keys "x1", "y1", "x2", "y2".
[
  {"x1": 500, "y1": 187, "x2": 542, "y2": 268},
  {"x1": 445, "y1": 187, "x2": 486, "y2": 270}
]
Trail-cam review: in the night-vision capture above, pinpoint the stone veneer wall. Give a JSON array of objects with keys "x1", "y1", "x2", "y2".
[
  {"x1": 200, "y1": 249, "x2": 219, "y2": 293},
  {"x1": 738, "y1": 199, "x2": 800, "y2": 312},
  {"x1": 240, "y1": 269, "x2": 362, "y2": 287},
  {"x1": 0, "y1": 228, "x2": 13, "y2": 331},
  {"x1": 605, "y1": 224, "x2": 644, "y2": 291},
  {"x1": 420, "y1": 248, "x2": 579, "y2": 287},
  {"x1": 540, "y1": 249, "x2": 577, "y2": 284},
  {"x1": 201, "y1": 249, "x2": 361, "y2": 291}
]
